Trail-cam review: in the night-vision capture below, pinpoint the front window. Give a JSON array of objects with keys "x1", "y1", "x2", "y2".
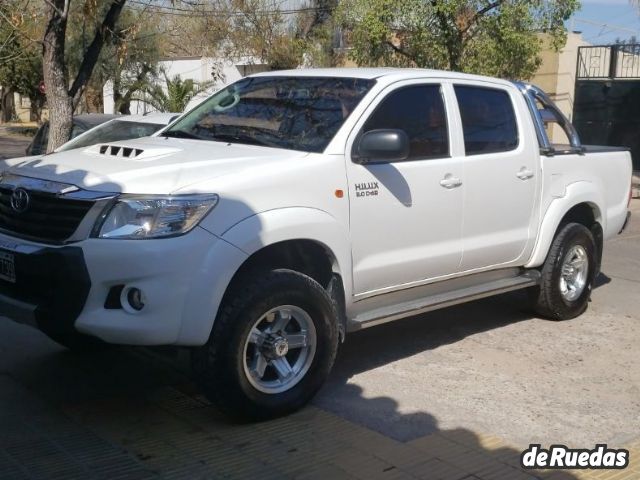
[
  {"x1": 164, "y1": 76, "x2": 376, "y2": 153},
  {"x1": 361, "y1": 84, "x2": 449, "y2": 161}
]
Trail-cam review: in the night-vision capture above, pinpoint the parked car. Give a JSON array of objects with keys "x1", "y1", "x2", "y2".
[
  {"x1": 25, "y1": 114, "x2": 118, "y2": 156},
  {"x1": 25, "y1": 113, "x2": 179, "y2": 156},
  {"x1": 55, "y1": 113, "x2": 180, "y2": 153},
  {"x1": 0, "y1": 69, "x2": 632, "y2": 420}
]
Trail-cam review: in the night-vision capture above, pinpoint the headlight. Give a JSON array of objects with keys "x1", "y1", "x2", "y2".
[{"x1": 95, "y1": 194, "x2": 219, "y2": 239}]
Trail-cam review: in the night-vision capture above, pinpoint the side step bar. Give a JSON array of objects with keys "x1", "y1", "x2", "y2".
[{"x1": 349, "y1": 270, "x2": 541, "y2": 331}]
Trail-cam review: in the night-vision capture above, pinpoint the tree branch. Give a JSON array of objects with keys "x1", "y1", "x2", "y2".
[
  {"x1": 69, "y1": 0, "x2": 127, "y2": 106},
  {"x1": 461, "y1": 0, "x2": 505, "y2": 35},
  {"x1": 42, "y1": 0, "x2": 67, "y2": 18},
  {"x1": 0, "y1": 8, "x2": 44, "y2": 46},
  {"x1": 385, "y1": 40, "x2": 413, "y2": 60}
]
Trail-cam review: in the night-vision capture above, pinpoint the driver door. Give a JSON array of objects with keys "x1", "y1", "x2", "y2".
[{"x1": 346, "y1": 81, "x2": 464, "y2": 296}]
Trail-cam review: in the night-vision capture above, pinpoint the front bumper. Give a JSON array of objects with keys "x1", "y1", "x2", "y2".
[
  {"x1": 0, "y1": 244, "x2": 90, "y2": 338},
  {"x1": 0, "y1": 227, "x2": 248, "y2": 346}
]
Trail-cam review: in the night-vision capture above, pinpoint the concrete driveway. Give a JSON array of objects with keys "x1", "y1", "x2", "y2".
[
  {"x1": 0, "y1": 127, "x2": 639, "y2": 478},
  {"x1": 318, "y1": 200, "x2": 640, "y2": 447}
]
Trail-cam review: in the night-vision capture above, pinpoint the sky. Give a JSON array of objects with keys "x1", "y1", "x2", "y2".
[{"x1": 571, "y1": 0, "x2": 640, "y2": 45}]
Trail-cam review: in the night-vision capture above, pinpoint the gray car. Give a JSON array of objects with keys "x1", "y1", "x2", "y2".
[{"x1": 25, "y1": 113, "x2": 179, "y2": 156}]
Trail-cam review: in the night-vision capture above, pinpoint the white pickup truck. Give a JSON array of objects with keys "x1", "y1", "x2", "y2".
[{"x1": 0, "y1": 69, "x2": 632, "y2": 419}]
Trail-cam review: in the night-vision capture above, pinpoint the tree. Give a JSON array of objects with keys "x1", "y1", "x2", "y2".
[
  {"x1": 157, "y1": 0, "x2": 336, "y2": 70},
  {"x1": 137, "y1": 73, "x2": 211, "y2": 113},
  {"x1": 42, "y1": 0, "x2": 128, "y2": 151},
  {"x1": 72, "y1": 7, "x2": 163, "y2": 114},
  {"x1": 1, "y1": 1, "x2": 162, "y2": 123},
  {"x1": 0, "y1": 35, "x2": 45, "y2": 122},
  {"x1": 338, "y1": 0, "x2": 580, "y2": 80}
]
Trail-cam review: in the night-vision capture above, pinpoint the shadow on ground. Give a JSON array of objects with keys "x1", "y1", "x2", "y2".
[{"x1": 0, "y1": 286, "x2": 586, "y2": 479}]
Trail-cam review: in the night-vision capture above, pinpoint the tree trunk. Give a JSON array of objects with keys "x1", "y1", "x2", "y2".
[
  {"x1": 42, "y1": 0, "x2": 126, "y2": 151},
  {"x1": 69, "y1": 0, "x2": 127, "y2": 108},
  {"x1": 42, "y1": 0, "x2": 73, "y2": 152},
  {"x1": 1, "y1": 87, "x2": 16, "y2": 123}
]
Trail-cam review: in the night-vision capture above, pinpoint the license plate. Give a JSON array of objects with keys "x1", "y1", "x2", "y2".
[{"x1": 0, "y1": 251, "x2": 16, "y2": 283}]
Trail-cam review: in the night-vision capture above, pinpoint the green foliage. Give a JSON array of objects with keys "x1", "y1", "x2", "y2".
[
  {"x1": 337, "y1": 0, "x2": 581, "y2": 80},
  {"x1": 64, "y1": 4, "x2": 161, "y2": 112},
  {"x1": 0, "y1": 19, "x2": 45, "y2": 120},
  {"x1": 138, "y1": 73, "x2": 212, "y2": 113}
]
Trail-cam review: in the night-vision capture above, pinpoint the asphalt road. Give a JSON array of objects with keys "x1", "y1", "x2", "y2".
[
  {"x1": 0, "y1": 127, "x2": 31, "y2": 160},
  {"x1": 0, "y1": 129, "x2": 639, "y2": 477}
]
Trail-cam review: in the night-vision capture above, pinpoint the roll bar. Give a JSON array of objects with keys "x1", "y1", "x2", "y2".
[{"x1": 512, "y1": 81, "x2": 584, "y2": 156}]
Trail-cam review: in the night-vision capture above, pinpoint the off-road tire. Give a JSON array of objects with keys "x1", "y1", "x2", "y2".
[
  {"x1": 192, "y1": 269, "x2": 339, "y2": 421},
  {"x1": 529, "y1": 222, "x2": 597, "y2": 320}
]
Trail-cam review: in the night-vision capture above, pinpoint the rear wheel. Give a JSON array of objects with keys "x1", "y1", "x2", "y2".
[
  {"x1": 529, "y1": 222, "x2": 597, "y2": 320},
  {"x1": 192, "y1": 269, "x2": 339, "y2": 420}
]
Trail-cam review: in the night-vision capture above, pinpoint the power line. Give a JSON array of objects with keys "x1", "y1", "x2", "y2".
[{"x1": 573, "y1": 17, "x2": 640, "y2": 42}]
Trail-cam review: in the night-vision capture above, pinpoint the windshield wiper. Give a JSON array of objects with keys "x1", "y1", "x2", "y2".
[
  {"x1": 162, "y1": 129, "x2": 204, "y2": 140},
  {"x1": 210, "y1": 133, "x2": 271, "y2": 147}
]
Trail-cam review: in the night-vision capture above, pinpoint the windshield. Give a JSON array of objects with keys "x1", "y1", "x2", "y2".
[
  {"x1": 58, "y1": 120, "x2": 165, "y2": 152},
  {"x1": 164, "y1": 76, "x2": 375, "y2": 153}
]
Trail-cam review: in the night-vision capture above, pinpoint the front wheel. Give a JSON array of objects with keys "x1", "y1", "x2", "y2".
[
  {"x1": 192, "y1": 269, "x2": 339, "y2": 420},
  {"x1": 529, "y1": 222, "x2": 597, "y2": 320}
]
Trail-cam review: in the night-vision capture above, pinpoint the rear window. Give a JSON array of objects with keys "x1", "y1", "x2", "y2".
[{"x1": 454, "y1": 86, "x2": 518, "y2": 155}]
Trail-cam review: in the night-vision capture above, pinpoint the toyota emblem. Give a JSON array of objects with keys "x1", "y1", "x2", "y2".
[{"x1": 10, "y1": 188, "x2": 30, "y2": 213}]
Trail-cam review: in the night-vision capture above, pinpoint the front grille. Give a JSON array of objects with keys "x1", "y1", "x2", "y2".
[{"x1": 0, "y1": 187, "x2": 95, "y2": 242}]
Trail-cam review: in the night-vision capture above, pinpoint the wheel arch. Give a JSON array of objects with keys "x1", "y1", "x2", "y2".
[
  {"x1": 526, "y1": 183, "x2": 604, "y2": 269},
  {"x1": 219, "y1": 208, "x2": 352, "y2": 339}
]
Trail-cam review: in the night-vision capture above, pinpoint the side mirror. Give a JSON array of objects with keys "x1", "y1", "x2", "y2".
[{"x1": 352, "y1": 129, "x2": 410, "y2": 164}]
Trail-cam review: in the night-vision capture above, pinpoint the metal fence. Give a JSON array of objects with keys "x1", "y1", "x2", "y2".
[
  {"x1": 574, "y1": 45, "x2": 640, "y2": 170},
  {"x1": 577, "y1": 44, "x2": 640, "y2": 80}
]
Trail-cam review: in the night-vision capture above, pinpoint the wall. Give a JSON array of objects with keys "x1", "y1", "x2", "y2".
[{"x1": 530, "y1": 32, "x2": 591, "y2": 142}]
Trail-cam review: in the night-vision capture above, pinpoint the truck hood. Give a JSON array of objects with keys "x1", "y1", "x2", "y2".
[{"x1": 2, "y1": 137, "x2": 308, "y2": 194}]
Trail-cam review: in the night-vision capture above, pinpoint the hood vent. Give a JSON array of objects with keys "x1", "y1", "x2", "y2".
[{"x1": 98, "y1": 145, "x2": 144, "y2": 158}]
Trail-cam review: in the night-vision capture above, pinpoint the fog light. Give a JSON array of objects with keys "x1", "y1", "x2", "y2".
[
  {"x1": 128, "y1": 288, "x2": 145, "y2": 311},
  {"x1": 121, "y1": 287, "x2": 145, "y2": 312}
]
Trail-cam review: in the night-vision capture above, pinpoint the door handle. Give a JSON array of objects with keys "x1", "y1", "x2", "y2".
[
  {"x1": 516, "y1": 167, "x2": 534, "y2": 180},
  {"x1": 440, "y1": 174, "x2": 462, "y2": 189}
]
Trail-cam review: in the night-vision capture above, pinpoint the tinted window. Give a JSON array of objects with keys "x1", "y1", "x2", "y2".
[
  {"x1": 26, "y1": 123, "x2": 49, "y2": 156},
  {"x1": 165, "y1": 76, "x2": 375, "y2": 153},
  {"x1": 362, "y1": 85, "x2": 448, "y2": 160},
  {"x1": 70, "y1": 124, "x2": 86, "y2": 140},
  {"x1": 454, "y1": 86, "x2": 518, "y2": 155}
]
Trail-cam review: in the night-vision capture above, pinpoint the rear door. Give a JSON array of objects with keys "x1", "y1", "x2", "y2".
[{"x1": 452, "y1": 83, "x2": 539, "y2": 270}]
